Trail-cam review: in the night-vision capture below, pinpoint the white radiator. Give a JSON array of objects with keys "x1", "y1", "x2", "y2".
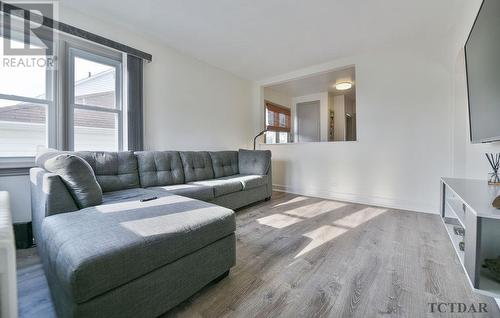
[{"x1": 0, "y1": 191, "x2": 17, "y2": 318}]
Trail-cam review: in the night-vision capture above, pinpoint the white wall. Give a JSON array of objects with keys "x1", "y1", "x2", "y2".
[
  {"x1": 255, "y1": 0, "x2": 494, "y2": 215},
  {"x1": 57, "y1": 6, "x2": 255, "y2": 152},
  {"x1": 258, "y1": 41, "x2": 455, "y2": 214},
  {"x1": 1, "y1": 5, "x2": 255, "y2": 222},
  {"x1": 263, "y1": 88, "x2": 292, "y2": 109},
  {"x1": 142, "y1": 48, "x2": 254, "y2": 151},
  {"x1": 446, "y1": 0, "x2": 500, "y2": 181}
]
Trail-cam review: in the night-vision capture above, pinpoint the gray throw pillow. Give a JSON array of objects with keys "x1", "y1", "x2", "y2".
[
  {"x1": 35, "y1": 147, "x2": 73, "y2": 167},
  {"x1": 44, "y1": 154, "x2": 103, "y2": 209}
]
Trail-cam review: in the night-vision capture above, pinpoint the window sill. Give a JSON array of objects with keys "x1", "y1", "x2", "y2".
[
  {"x1": 259, "y1": 140, "x2": 359, "y2": 146},
  {"x1": 0, "y1": 157, "x2": 35, "y2": 176}
]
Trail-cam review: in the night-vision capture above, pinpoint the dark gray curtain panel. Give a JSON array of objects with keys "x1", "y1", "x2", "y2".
[{"x1": 127, "y1": 54, "x2": 144, "y2": 151}]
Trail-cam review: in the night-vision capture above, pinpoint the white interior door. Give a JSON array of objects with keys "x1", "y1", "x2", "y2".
[{"x1": 297, "y1": 101, "x2": 320, "y2": 142}]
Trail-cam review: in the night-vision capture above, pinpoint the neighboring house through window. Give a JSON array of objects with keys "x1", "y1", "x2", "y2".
[{"x1": 0, "y1": 36, "x2": 53, "y2": 158}]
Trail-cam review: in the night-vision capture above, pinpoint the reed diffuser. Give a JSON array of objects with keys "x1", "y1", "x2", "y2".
[{"x1": 486, "y1": 153, "x2": 500, "y2": 185}]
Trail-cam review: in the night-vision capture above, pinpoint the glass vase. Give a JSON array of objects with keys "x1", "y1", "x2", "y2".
[{"x1": 488, "y1": 172, "x2": 500, "y2": 185}]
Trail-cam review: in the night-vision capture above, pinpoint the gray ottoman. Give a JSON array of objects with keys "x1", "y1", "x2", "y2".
[{"x1": 39, "y1": 190, "x2": 235, "y2": 317}]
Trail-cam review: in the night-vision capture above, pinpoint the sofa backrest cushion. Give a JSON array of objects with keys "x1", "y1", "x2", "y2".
[
  {"x1": 76, "y1": 151, "x2": 140, "y2": 192},
  {"x1": 179, "y1": 151, "x2": 214, "y2": 182},
  {"x1": 209, "y1": 151, "x2": 239, "y2": 178},
  {"x1": 43, "y1": 154, "x2": 103, "y2": 208},
  {"x1": 135, "y1": 151, "x2": 185, "y2": 187},
  {"x1": 238, "y1": 149, "x2": 272, "y2": 175}
]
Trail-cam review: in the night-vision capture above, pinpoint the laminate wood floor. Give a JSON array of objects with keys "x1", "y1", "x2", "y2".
[{"x1": 17, "y1": 191, "x2": 500, "y2": 318}]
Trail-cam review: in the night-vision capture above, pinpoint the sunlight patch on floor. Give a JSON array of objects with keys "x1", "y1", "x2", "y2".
[
  {"x1": 287, "y1": 201, "x2": 346, "y2": 218},
  {"x1": 332, "y1": 207, "x2": 386, "y2": 228},
  {"x1": 256, "y1": 213, "x2": 303, "y2": 229},
  {"x1": 295, "y1": 225, "x2": 349, "y2": 258},
  {"x1": 295, "y1": 207, "x2": 387, "y2": 258},
  {"x1": 257, "y1": 200, "x2": 347, "y2": 229},
  {"x1": 273, "y1": 196, "x2": 309, "y2": 207}
]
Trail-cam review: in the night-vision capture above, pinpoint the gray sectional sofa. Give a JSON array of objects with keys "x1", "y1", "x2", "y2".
[{"x1": 30, "y1": 149, "x2": 271, "y2": 318}]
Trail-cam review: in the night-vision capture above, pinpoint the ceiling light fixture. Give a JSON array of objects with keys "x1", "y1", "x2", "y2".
[{"x1": 335, "y1": 82, "x2": 352, "y2": 90}]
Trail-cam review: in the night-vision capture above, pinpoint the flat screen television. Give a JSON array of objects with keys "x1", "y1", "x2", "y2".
[{"x1": 465, "y1": 0, "x2": 500, "y2": 143}]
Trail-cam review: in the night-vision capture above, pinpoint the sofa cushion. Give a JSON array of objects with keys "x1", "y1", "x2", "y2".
[
  {"x1": 42, "y1": 191, "x2": 235, "y2": 304},
  {"x1": 135, "y1": 151, "x2": 184, "y2": 187},
  {"x1": 238, "y1": 149, "x2": 271, "y2": 175},
  {"x1": 76, "y1": 151, "x2": 140, "y2": 192},
  {"x1": 209, "y1": 151, "x2": 239, "y2": 178},
  {"x1": 180, "y1": 151, "x2": 214, "y2": 182},
  {"x1": 148, "y1": 184, "x2": 214, "y2": 201},
  {"x1": 43, "y1": 154, "x2": 103, "y2": 209},
  {"x1": 101, "y1": 188, "x2": 168, "y2": 204},
  {"x1": 190, "y1": 178, "x2": 243, "y2": 197},
  {"x1": 221, "y1": 174, "x2": 269, "y2": 190}
]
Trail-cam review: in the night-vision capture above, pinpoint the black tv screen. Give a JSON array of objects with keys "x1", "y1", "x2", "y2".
[{"x1": 466, "y1": 0, "x2": 500, "y2": 143}]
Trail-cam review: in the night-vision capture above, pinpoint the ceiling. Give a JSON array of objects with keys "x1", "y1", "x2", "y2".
[
  {"x1": 265, "y1": 67, "x2": 355, "y2": 98},
  {"x1": 60, "y1": 0, "x2": 467, "y2": 81}
]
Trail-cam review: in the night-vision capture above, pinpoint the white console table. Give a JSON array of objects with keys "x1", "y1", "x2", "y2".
[{"x1": 441, "y1": 178, "x2": 500, "y2": 299}]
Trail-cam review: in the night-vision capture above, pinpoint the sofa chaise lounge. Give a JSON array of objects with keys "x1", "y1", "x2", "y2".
[{"x1": 30, "y1": 149, "x2": 271, "y2": 318}]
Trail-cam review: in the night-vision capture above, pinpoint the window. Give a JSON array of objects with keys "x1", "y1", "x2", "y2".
[
  {"x1": 265, "y1": 101, "x2": 290, "y2": 144},
  {"x1": 0, "y1": 37, "x2": 53, "y2": 157},
  {"x1": 278, "y1": 132, "x2": 288, "y2": 143},
  {"x1": 279, "y1": 113, "x2": 286, "y2": 127},
  {"x1": 0, "y1": 8, "x2": 148, "y2": 166},
  {"x1": 69, "y1": 48, "x2": 123, "y2": 152},
  {"x1": 0, "y1": 34, "x2": 125, "y2": 159},
  {"x1": 267, "y1": 111, "x2": 275, "y2": 127},
  {"x1": 265, "y1": 131, "x2": 276, "y2": 144}
]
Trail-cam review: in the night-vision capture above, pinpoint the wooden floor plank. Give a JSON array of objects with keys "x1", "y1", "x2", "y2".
[{"x1": 17, "y1": 192, "x2": 500, "y2": 318}]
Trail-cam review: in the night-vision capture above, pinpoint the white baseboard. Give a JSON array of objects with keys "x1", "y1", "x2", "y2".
[{"x1": 272, "y1": 184, "x2": 438, "y2": 215}]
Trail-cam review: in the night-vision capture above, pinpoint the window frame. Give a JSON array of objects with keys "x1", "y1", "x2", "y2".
[
  {"x1": 265, "y1": 100, "x2": 291, "y2": 132},
  {"x1": 265, "y1": 100, "x2": 291, "y2": 144},
  {"x1": 0, "y1": 20, "x2": 134, "y2": 172},
  {"x1": 67, "y1": 46, "x2": 123, "y2": 152}
]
